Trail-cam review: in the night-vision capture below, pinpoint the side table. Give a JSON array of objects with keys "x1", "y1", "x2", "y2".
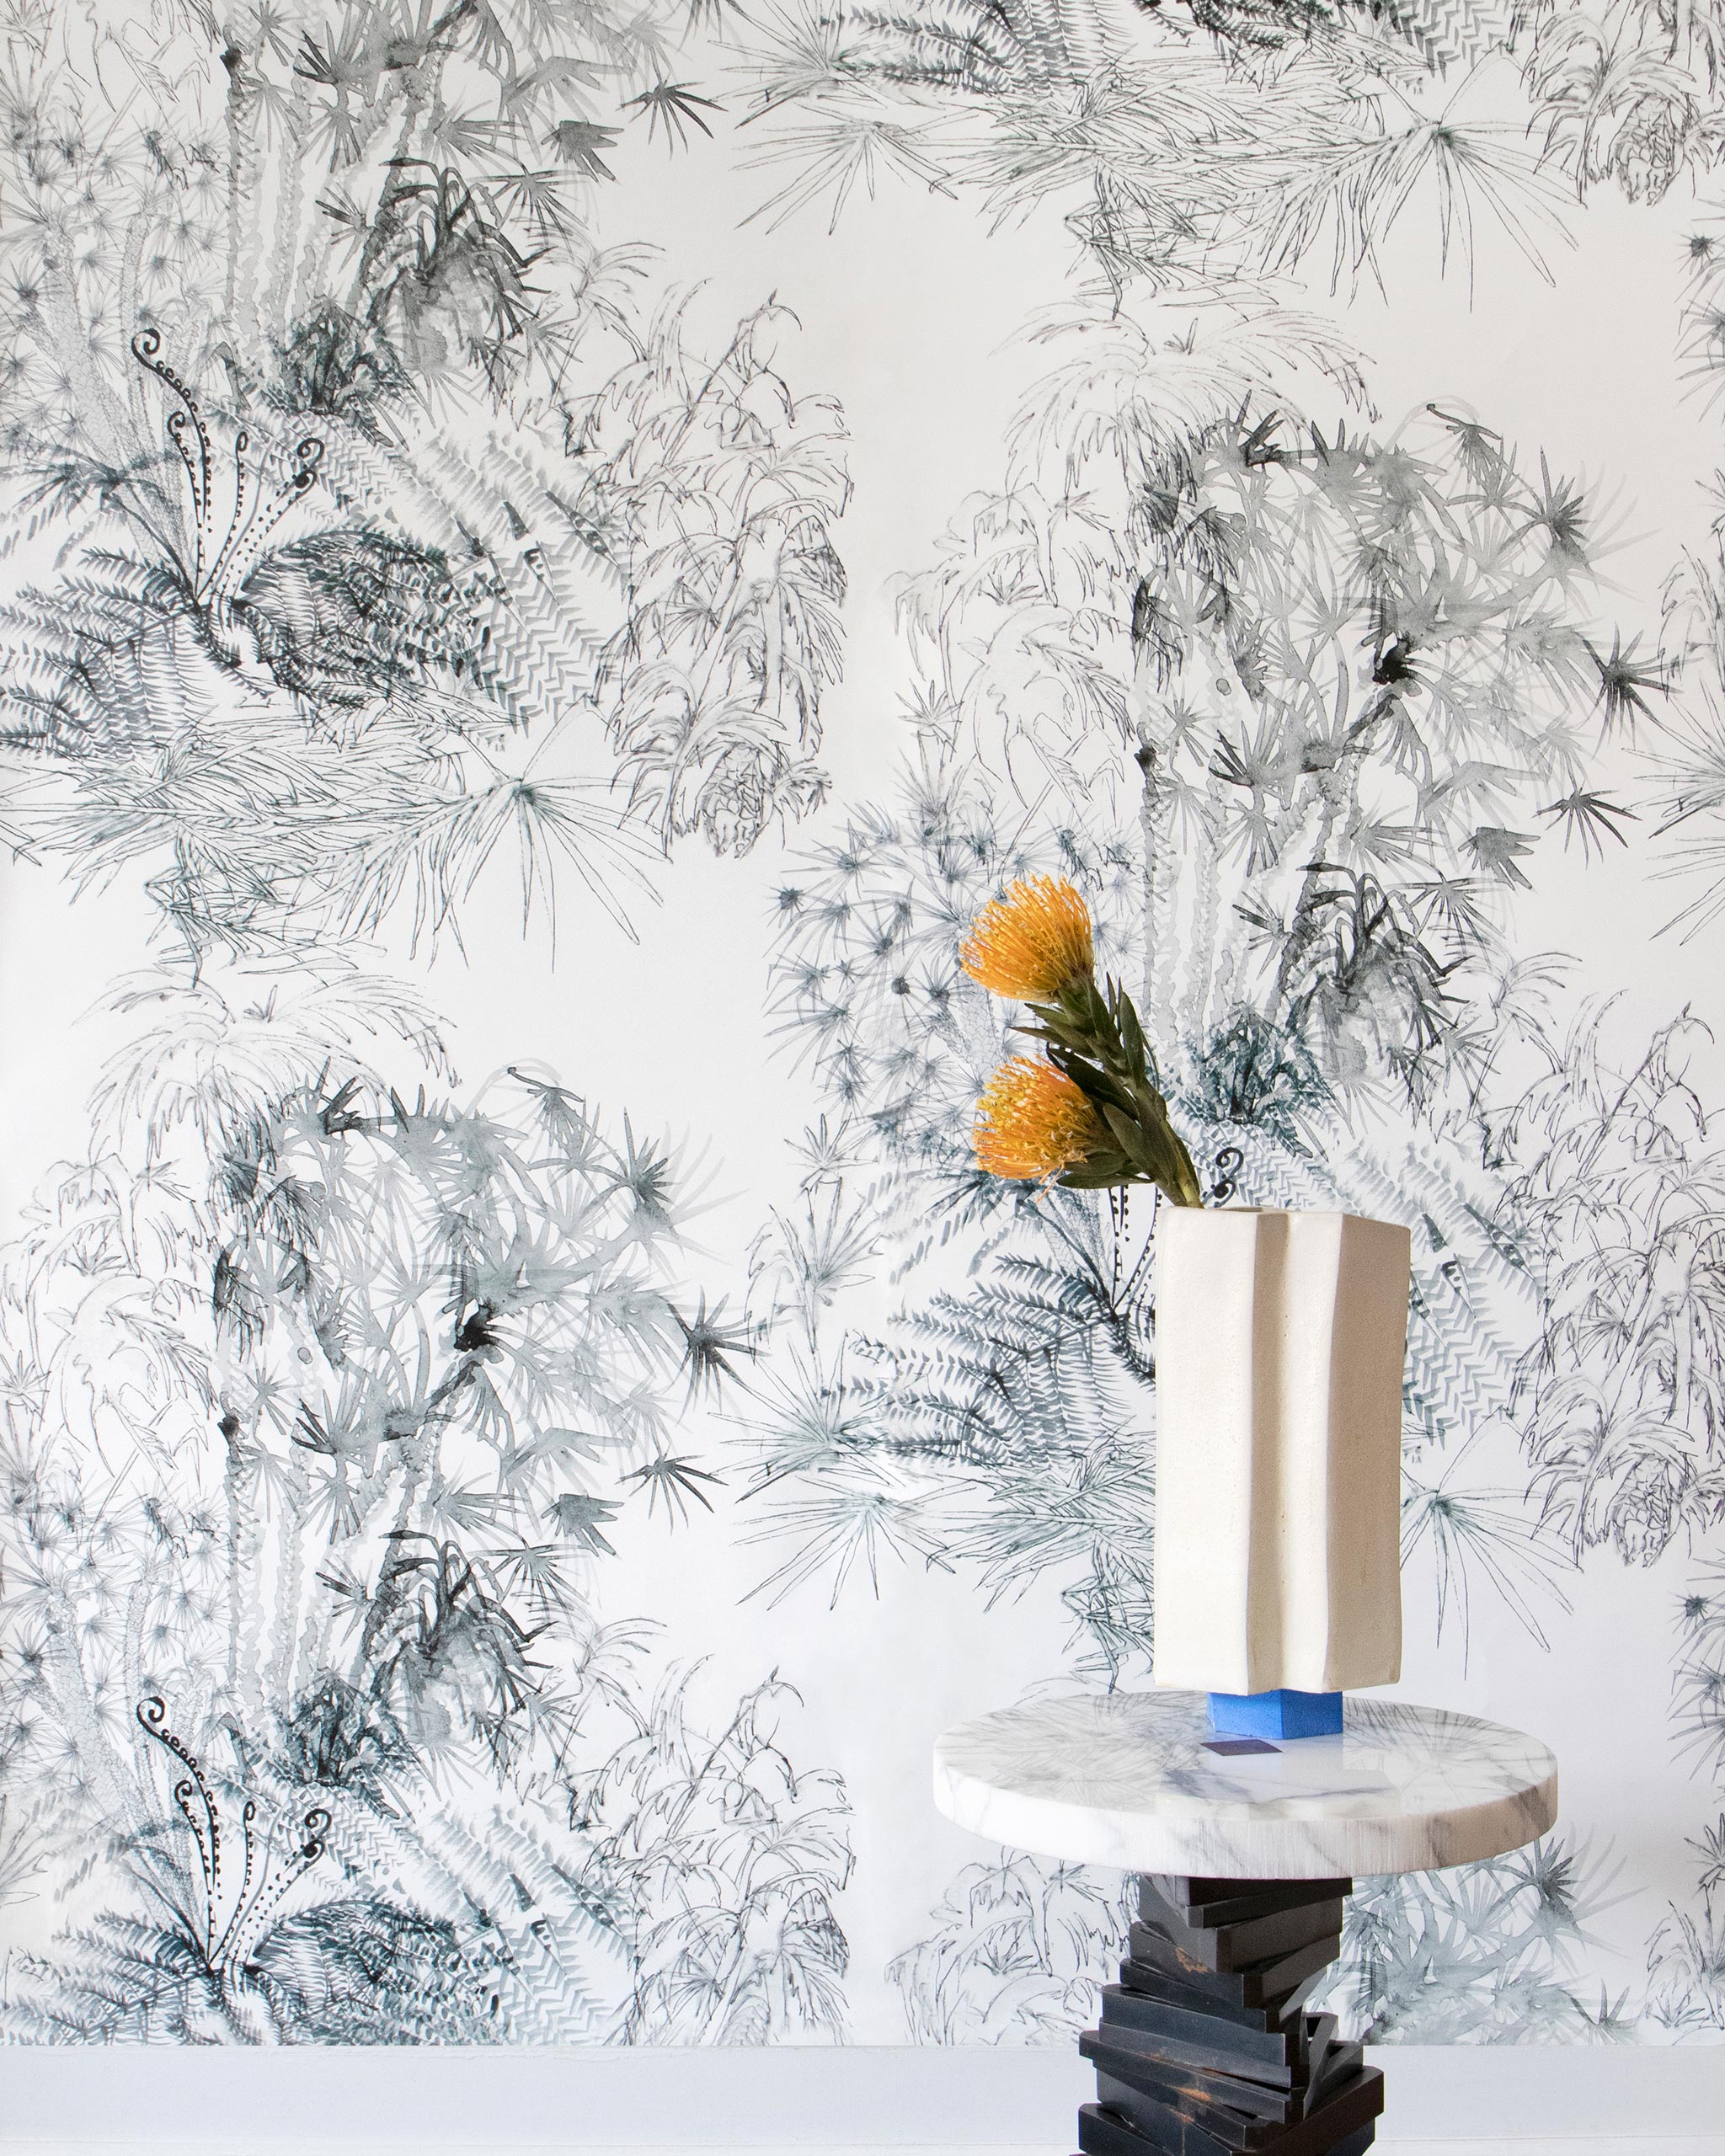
[{"x1": 932, "y1": 1691, "x2": 1557, "y2": 2156}]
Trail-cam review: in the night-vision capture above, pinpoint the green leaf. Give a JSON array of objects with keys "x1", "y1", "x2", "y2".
[
  {"x1": 1115, "y1": 985, "x2": 1147, "y2": 1070},
  {"x1": 1101, "y1": 1102, "x2": 1160, "y2": 1177},
  {"x1": 1058, "y1": 1155, "x2": 1138, "y2": 1189}
]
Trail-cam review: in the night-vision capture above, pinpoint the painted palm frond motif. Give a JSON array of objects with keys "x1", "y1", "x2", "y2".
[
  {"x1": 735, "y1": 0, "x2": 1590, "y2": 296},
  {"x1": 890, "y1": 1851, "x2": 1135, "y2": 2043},
  {"x1": 1320, "y1": 1835, "x2": 1626, "y2": 2041},
  {"x1": 1495, "y1": 1009, "x2": 1725, "y2": 1566},
  {"x1": 0, "y1": 1, "x2": 849, "y2": 973},
  {"x1": 737, "y1": 45, "x2": 1708, "y2": 2028},
  {"x1": 576, "y1": 1668, "x2": 854, "y2": 2041},
  {"x1": 0, "y1": 0, "x2": 857, "y2": 2046},
  {"x1": 0, "y1": 1006, "x2": 851, "y2": 2038},
  {"x1": 1, "y1": 0, "x2": 1723, "y2": 2064},
  {"x1": 752, "y1": 302, "x2": 1616, "y2": 1660},
  {"x1": 577, "y1": 292, "x2": 851, "y2": 854},
  {"x1": 1657, "y1": 1551, "x2": 1725, "y2": 2027}
]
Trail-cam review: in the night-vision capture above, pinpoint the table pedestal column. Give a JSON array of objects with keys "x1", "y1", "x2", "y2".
[{"x1": 1076, "y1": 1874, "x2": 1385, "y2": 2156}]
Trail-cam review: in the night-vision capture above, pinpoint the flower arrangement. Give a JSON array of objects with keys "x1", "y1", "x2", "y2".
[{"x1": 962, "y1": 875, "x2": 1204, "y2": 1207}]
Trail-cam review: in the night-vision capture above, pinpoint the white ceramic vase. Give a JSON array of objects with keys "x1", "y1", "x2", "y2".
[{"x1": 1151, "y1": 1207, "x2": 1411, "y2": 1697}]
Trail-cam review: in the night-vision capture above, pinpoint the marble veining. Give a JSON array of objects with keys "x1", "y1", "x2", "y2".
[{"x1": 933, "y1": 1691, "x2": 1557, "y2": 1879}]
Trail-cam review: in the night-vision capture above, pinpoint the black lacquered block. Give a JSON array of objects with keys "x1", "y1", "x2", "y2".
[
  {"x1": 1076, "y1": 2068, "x2": 1382, "y2": 2156},
  {"x1": 1115, "y1": 1956, "x2": 1327, "y2": 2032},
  {"x1": 1092, "y1": 2068, "x2": 1281, "y2": 2154},
  {"x1": 1099, "y1": 1984, "x2": 1307, "y2": 2083},
  {"x1": 1087, "y1": 2041, "x2": 1297, "y2": 2143},
  {"x1": 1146, "y1": 1878, "x2": 1354, "y2": 1929},
  {"x1": 1080, "y1": 2092, "x2": 1241, "y2": 2156},
  {"x1": 1076, "y1": 1868, "x2": 1375, "y2": 2156},
  {"x1": 1139, "y1": 1879, "x2": 1348, "y2": 1973},
  {"x1": 1088, "y1": 2009, "x2": 1363, "y2": 2130},
  {"x1": 1300, "y1": 2017, "x2": 1365, "y2": 2116},
  {"x1": 1126, "y1": 1923, "x2": 1343, "y2": 2007}
]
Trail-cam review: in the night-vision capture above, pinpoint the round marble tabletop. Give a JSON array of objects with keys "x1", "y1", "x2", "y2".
[{"x1": 933, "y1": 1691, "x2": 1557, "y2": 1879}]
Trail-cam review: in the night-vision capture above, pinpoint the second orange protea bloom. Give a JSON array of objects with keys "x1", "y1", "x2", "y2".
[
  {"x1": 975, "y1": 1057, "x2": 1106, "y2": 1181},
  {"x1": 960, "y1": 874, "x2": 1094, "y2": 1002}
]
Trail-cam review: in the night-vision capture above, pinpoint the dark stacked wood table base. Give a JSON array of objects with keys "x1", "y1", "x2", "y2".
[{"x1": 1074, "y1": 1875, "x2": 1382, "y2": 2156}]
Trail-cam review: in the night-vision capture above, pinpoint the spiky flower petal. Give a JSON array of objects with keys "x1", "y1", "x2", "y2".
[
  {"x1": 974, "y1": 1057, "x2": 1106, "y2": 1181},
  {"x1": 960, "y1": 875, "x2": 1094, "y2": 1001}
]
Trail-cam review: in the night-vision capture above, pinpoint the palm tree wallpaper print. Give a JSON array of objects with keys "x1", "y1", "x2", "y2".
[{"x1": 0, "y1": 0, "x2": 1722, "y2": 2052}]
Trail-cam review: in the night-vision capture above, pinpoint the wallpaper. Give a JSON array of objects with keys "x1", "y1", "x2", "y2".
[{"x1": 0, "y1": 0, "x2": 1722, "y2": 2052}]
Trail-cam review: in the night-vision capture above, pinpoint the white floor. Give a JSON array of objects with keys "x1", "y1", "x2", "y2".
[
  {"x1": 8, "y1": 2141, "x2": 1725, "y2": 2155},
  {"x1": 4, "y1": 2047, "x2": 1725, "y2": 2152}
]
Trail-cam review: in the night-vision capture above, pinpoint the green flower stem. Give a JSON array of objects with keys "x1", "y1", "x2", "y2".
[{"x1": 1017, "y1": 974, "x2": 1204, "y2": 1207}]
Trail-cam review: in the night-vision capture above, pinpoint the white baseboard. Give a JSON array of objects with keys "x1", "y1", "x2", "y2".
[{"x1": 2, "y1": 2046, "x2": 1723, "y2": 2150}]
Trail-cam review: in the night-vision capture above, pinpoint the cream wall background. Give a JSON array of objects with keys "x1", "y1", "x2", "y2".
[{"x1": 3, "y1": 0, "x2": 1725, "y2": 2108}]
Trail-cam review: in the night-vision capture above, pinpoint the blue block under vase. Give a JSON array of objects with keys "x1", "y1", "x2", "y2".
[{"x1": 1208, "y1": 1688, "x2": 1344, "y2": 1740}]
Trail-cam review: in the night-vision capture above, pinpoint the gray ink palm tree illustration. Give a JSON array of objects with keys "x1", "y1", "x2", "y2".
[
  {"x1": 0, "y1": 998, "x2": 852, "y2": 2039},
  {"x1": 890, "y1": 1851, "x2": 1136, "y2": 2043},
  {"x1": 1493, "y1": 1009, "x2": 1725, "y2": 1568},
  {"x1": 0, "y1": 0, "x2": 857, "y2": 2046},
  {"x1": 1317, "y1": 1835, "x2": 1627, "y2": 2041},
  {"x1": 741, "y1": 265, "x2": 1664, "y2": 2034},
  {"x1": 3, "y1": 0, "x2": 1723, "y2": 2062},
  {"x1": 737, "y1": 0, "x2": 1725, "y2": 292},
  {"x1": 1645, "y1": 489, "x2": 1725, "y2": 948},
  {"x1": 1653, "y1": 1553, "x2": 1725, "y2": 2029},
  {"x1": 734, "y1": 0, "x2": 1575, "y2": 294},
  {"x1": 884, "y1": 1832, "x2": 1615, "y2": 2044},
  {"x1": 576, "y1": 1668, "x2": 854, "y2": 2039},
  {"x1": 0, "y1": 2, "x2": 851, "y2": 973},
  {"x1": 750, "y1": 300, "x2": 1629, "y2": 1662}
]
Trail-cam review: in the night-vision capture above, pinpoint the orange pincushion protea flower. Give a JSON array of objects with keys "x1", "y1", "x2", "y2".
[
  {"x1": 960, "y1": 875, "x2": 1094, "y2": 1001},
  {"x1": 975, "y1": 1057, "x2": 1106, "y2": 1182}
]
